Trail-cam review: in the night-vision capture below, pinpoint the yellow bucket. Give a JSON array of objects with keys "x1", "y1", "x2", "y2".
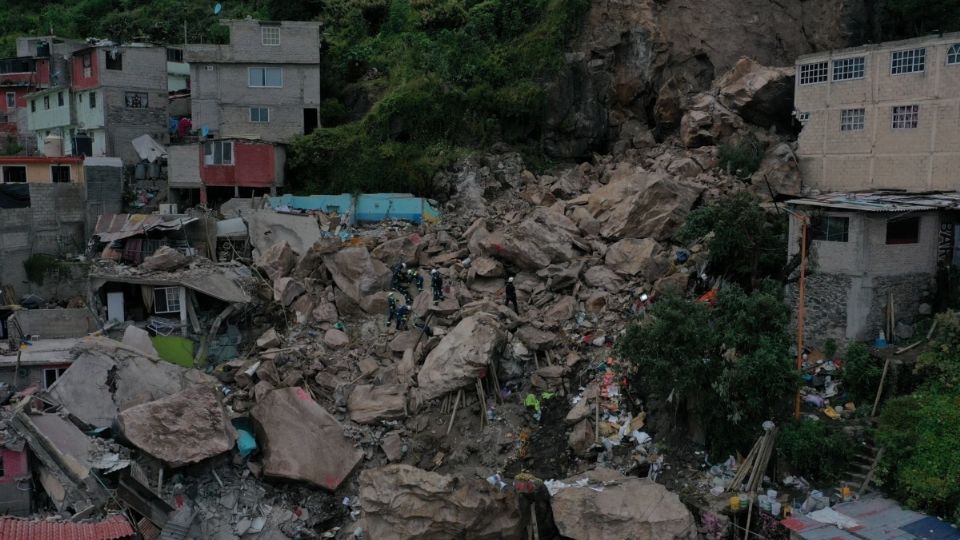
[{"x1": 730, "y1": 496, "x2": 741, "y2": 511}]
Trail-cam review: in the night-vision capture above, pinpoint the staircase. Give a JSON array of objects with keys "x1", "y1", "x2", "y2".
[{"x1": 837, "y1": 427, "x2": 883, "y2": 498}]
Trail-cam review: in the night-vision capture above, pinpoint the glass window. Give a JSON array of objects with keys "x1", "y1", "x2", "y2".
[
  {"x1": 204, "y1": 141, "x2": 234, "y2": 165},
  {"x1": 125, "y1": 92, "x2": 148, "y2": 108},
  {"x1": 2, "y1": 166, "x2": 27, "y2": 183},
  {"x1": 811, "y1": 216, "x2": 849, "y2": 242},
  {"x1": 249, "y1": 107, "x2": 269, "y2": 122},
  {"x1": 840, "y1": 108, "x2": 865, "y2": 131},
  {"x1": 248, "y1": 67, "x2": 282, "y2": 87},
  {"x1": 42, "y1": 367, "x2": 67, "y2": 389},
  {"x1": 57, "y1": 91, "x2": 63, "y2": 107},
  {"x1": 105, "y1": 51, "x2": 122, "y2": 70},
  {"x1": 51, "y1": 165, "x2": 70, "y2": 183},
  {"x1": 891, "y1": 48, "x2": 925, "y2": 74},
  {"x1": 833, "y1": 57, "x2": 865, "y2": 80},
  {"x1": 43, "y1": 96, "x2": 49, "y2": 110},
  {"x1": 948, "y1": 44, "x2": 960, "y2": 65},
  {"x1": 166, "y1": 48, "x2": 183, "y2": 62},
  {"x1": 799, "y1": 61, "x2": 829, "y2": 85},
  {"x1": 892, "y1": 104, "x2": 919, "y2": 129},
  {"x1": 154, "y1": 286, "x2": 182, "y2": 314},
  {"x1": 89, "y1": 92, "x2": 96, "y2": 109},
  {"x1": 5, "y1": 92, "x2": 14, "y2": 108},
  {"x1": 262, "y1": 26, "x2": 281, "y2": 46},
  {"x1": 886, "y1": 217, "x2": 920, "y2": 244},
  {"x1": 30, "y1": 100, "x2": 35, "y2": 112}
]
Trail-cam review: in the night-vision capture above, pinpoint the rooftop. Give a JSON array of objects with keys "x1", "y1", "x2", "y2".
[
  {"x1": 797, "y1": 31, "x2": 960, "y2": 63},
  {"x1": 786, "y1": 191, "x2": 960, "y2": 213},
  {"x1": 0, "y1": 156, "x2": 84, "y2": 165},
  {"x1": 0, "y1": 514, "x2": 135, "y2": 540},
  {"x1": 782, "y1": 495, "x2": 960, "y2": 540}
]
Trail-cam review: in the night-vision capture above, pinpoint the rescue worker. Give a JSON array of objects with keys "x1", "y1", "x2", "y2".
[
  {"x1": 387, "y1": 293, "x2": 398, "y2": 326},
  {"x1": 396, "y1": 304, "x2": 411, "y2": 330},
  {"x1": 390, "y1": 262, "x2": 405, "y2": 291},
  {"x1": 505, "y1": 276, "x2": 519, "y2": 314},
  {"x1": 430, "y1": 269, "x2": 444, "y2": 302},
  {"x1": 410, "y1": 269, "x2": 424, "y2": 292}
]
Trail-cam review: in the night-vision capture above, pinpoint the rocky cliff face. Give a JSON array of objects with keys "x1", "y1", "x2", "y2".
[{"x1": 544, "y1": 0, "x2": 866, "y2": 158}]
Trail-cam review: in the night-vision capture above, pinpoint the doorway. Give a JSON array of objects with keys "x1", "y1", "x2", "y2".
[{"x1": 304, "y1": 108, "x2": 318, "y2": 134}]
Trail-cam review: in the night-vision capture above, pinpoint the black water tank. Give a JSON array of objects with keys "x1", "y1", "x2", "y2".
[{"x1": 36, "y1": 40, "x2": 51, "y2": 57}]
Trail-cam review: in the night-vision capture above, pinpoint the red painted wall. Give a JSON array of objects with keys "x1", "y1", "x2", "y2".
[
  {"x1": 71, "y1": 49, "x2": 99, "y2": 90},
  {"x1": 0, "y1": 449, "x2": 28, "y2": 484},
  {"x1": 35, "y1": 59, "x2": 50, "y2": 86},
  {"x1": 200, "y1": 141, "x2": 277, "y2": 188}
]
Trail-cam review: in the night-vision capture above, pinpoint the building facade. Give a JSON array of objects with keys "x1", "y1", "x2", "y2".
[{"x1": 795, "y1": 32, "x2": 960, "y2": 192}]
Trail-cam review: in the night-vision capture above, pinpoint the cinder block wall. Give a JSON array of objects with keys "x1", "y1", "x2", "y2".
[{"x1": 8, "y1": 308, "x2": 98, "y2": 342}]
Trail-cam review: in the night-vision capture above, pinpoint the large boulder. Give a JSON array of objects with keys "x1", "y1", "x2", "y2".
[
  {"x1": 322, "y1": 246, "x2": 391, "y2": 313},
  {"x1": 273, "y1": 277, "x2": 306, "y2": 307},
  {"x1": 372, "y1": 235, "x2": 423, "y2": 266},
  {"x1": 480, "y1": 209, "x2": 581, "y2": 270},
  {"x1": 586, "y1": 169, "x2": 703, "y2": 241},
  {"x1": 140, "y1": 246, "x2": 188, "y2": 272},
  {"x1": 583, "y1": 266, "x2": 624, "y2": 292},
  {"x1": 550, "y1": 468, "x2": 696, "y2": 540},
  {"x1": 359, "y1": 464, "x2": 523, "y2": 540},
  {"x1": 604, "y1": 238, "x2": 669, "y2": 278},
  {"x1": 679, "y1": 93, "x2": 744, "y2": 148},
  {"x1": 417, "y1": 314, "x2": 506, "y2": 400},
  {"x1": 254, "y1": 241, "x2": 298, "y2": 282},
  {"x1": 251, "y1": 387, "x2": 362, "y2": 491},
  {"x1": 717, "y1": 57, "x2": 794, "y2": 129},
  {"x1": 348, "y1": 384, "x2": 407, "y2": 424},
  {"x1": 292, "y1": 238, "x2": 341, "y2": 279},
  {"x1": 117, "y1": 385, "x2": 236, "y2": 468}
]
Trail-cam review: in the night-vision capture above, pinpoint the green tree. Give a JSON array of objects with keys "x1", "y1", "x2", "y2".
[
  {"x1": 678, "y1": 192, "x2": 788, "y2": 288},
  {"x1": 777, "y1": 418, "x2": 854, "y2": 481},
  {"x1": 842, "y1": 342, "x2": 883, "y2": 404}
]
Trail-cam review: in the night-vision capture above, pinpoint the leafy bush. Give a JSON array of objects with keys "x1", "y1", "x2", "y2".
[
  {"x1": 877, "y1": 392, "x2": 960, "y2": 523},
  {"x1": 718, "y1": 135, "x2": 764, "y2": 178},
  {"x1": 916, "y1": 311, "x2": 960, "y2": 391},
  {"x1": 23, "y1": 254, "x2": 62, "y2": 286},
  {"x1": 678, "y1": 192, "x2": 788, "y2": 287},
  {"x1": 843, "y1": 342, "x2": 883, "y2": 404},
  {"x1": 778, "y1": 418, "x2": 854, "y2": 481}
]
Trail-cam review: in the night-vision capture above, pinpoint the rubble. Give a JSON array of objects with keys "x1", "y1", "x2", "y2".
[
  {"x1": 139, "y1": 245, "x2": 189, "y2": 272},
  {"x1": 116, "y1": 385, "x2": 236, "y2": 468},
  {"x1": 417, "y1": 313, "x2": 506, "y2": 400},
  {"x1": 604, "y1": 238, "x2": 669, "y2": 278},
  {"x1": 550, "y1": 468, "x2": 696, "y2": 540},
  {"x1": 255, "y1": 240, "x2": 298, "y2": 281},
  {"x1": 323, "y1": 246, "x2": 391, "y2": 313},
  {"x1": 348, "y1": 384, "x2": 407, "y2": 424},
  {"x1": 251, "y1": 387, "x2": 362, "y2": 491},
  {"x1": 359, "y1": 464, "x2": 523, "y2": 539}
]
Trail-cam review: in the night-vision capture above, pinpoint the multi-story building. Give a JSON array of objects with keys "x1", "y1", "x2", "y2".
[
  {"x1": 169, "y1": 19, "x2": 321, "y2": 206},
  {"x1": 24, "y1": 43, "x2": 169, "y2": 164},
  {"x1": 794, "y1": 32, "x2": 960, "y2": 192}
]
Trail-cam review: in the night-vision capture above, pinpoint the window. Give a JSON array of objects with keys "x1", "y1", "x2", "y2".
[
  {"x1": 43, "y1": 96, "x2": 49, "y2": 110},
  {"x1": 154, "y1": 287, "x2": 182, "y2": 314},
  {"x1": 166, "y1": 48, "x2": 183, "y2": 62},
  {"x1": 5, "y1": 92, "x2": 14, "y2": 108},
  {"x1": 811, "y1": 215, "x2": 849, "y2": 242},
  {"x1": 89, "y1": 91, "x2": 96, "y2": 109},
  {"x1": 30, "y1": 100, "x2": 35, "y2": 113},
  {"x1": 81, "y1": 52, "x2": 92, "y2": 78},
  {"x1": 833, "y1": 57, "x2": 865, "y2": 80},
  {"x1": 948, "y1": 44, "x2": 960, "y2": 65},
  {"x1": 249, "y1": 107, "x2": 269, "y2": 122},
  {"x1": 892, "y1": 104, "x2": 919, "y2": 129},
  {"x1": 51, "y1": 165, "x2": 70, "y2": 183},
  {"x1": 57, "y1": 91, "x2": 63, "y2": 107},
  {"x1": 886, "y1": 217, "x2": 920, "y2": 244},
  {"x1": 840, "y1": 108, "x2": 865, "y2": 131},
  {"x1": 248, "y1": 67, "x2": 282, "y2": 87},
  {"x1": 125, "y1": 92, "x2": 148, "y2": 108},
  {"x1": 261, "y1": 26, "x2": 281, "y2": 46},
  {"x1": 105, "y1": 51, "x2": 122, "y2": 70},
  {"x1": 891, "y1": 48, "x2": 925, "y2": 74},
  {"x1": 43, "y1": 367, "x2": 67, "y2": 389},
  {"x1": 2, "y1": 166, "x2": 27, "y2": 183},
  {"x1": 799, "y1": 61, "x2": 829, "y2": 85},
  {"x1": 204, "y1": 140, "x2": 233, "y2": 165}
]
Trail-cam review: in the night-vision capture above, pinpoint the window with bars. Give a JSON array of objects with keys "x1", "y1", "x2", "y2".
[
  {"x1": 891, "y1": 48, "x2": 925, "y2": 74},
  {"x1": 261, "y1": 26, "x2": 280, "y2": 46},
  {"x1": 811, "y1": 216, "x2": 849, "y2": 242},
  {"x1": 6, "y1": 92, "x2": 16, "y2": 108},
  {"x1": 154, "y1": 287, "x2": 182, "y2": 314},
  {"x1": 891, "y1": 105, "x2": 919, "y2": 129},
  {"x1": 833, "y1": 57, "x2": 865, "y2": 80},
  {"x1": 840, "y1": 108, "x2": 865, "y2": 131},
  {"x1": 799, "y1": 61, "x2": 829, "y2": 85},
  {"x1": 125, "y1": 92, "x2": 148, "y2": 108},
  {"x1": 948, "y1": 44, "x2": 960, "y2": 65}
]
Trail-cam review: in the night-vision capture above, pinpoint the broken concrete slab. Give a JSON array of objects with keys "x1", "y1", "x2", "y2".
[
  {"x1": 117, "y1": 385, "x2": 236, "y2": 468},
  {"x1": 244, "y1": 210, "x2": 322, "y2": 258},
  {"x1": 348, "y1": 384, "x2": 407, "y2": 424},
  {"x1": 254, "y1": 241, "x2": 298, "y2": 282},
  {"x1": 322, "y1": 246, "x2": 391, "y2": 313},
  {"x1": 251, "y1": 387, "x2": 362, "y2": 491},
  {"x1": 122, "y1": 325, "x2": 159, "y2": 357},
  {"x1": 46, "y1": 338, "x2": 215, "y2": 429},
  {"x1": 140, "y1": 246, "x2": 188, "y2": 272},
  {"x1": 550, "y1": 468, "x2": 696, "y2": 540},
  {"x1": 359, "y1": 464, "x2": 523, "y2": 540},
  {"x1": 417, "y1": 314, "x2": 506, "y2": 401}
]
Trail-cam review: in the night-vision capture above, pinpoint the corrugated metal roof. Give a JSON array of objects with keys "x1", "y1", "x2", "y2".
[
  {"x1": 787, "y1": 191, "x2": 960, "y2": 213},
  {"x1": 783, "y1": 495, "x2": 958, "y2": 540},
  {"x1": 0, "y1": 514, "x2": 135, "y2": 540},
  {"x1": 94, "y1": 214, "x2": 198, "y2": 242}
]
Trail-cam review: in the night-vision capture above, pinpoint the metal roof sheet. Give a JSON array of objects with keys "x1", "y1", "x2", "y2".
[
  {"x1": 787, "y1": 191, "x2": 960, "y2": 213},
  {"x1": 94, "y1": 214, "x2": 198, "y2": 242},
  {"x1": 0, "y1": 514, "x2": 135, "y2": 540}
]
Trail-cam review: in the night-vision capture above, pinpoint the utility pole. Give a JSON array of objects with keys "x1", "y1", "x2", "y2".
[{"x1": 794, "y1": 214, "x2": 809, "y2": 419}]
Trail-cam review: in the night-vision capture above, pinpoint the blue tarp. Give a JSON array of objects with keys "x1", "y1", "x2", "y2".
[{"x1": 270, "y1": 193, "x2": 440, "y2": 225}]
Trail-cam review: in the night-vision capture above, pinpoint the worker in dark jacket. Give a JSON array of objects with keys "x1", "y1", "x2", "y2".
[
  {"x1": 387, "y1": 293, "x2": 398, "y2": 326},
  {"x1": 431, "y1": 269, "x2": 444, "y2": 302},
  {"x1": 396, "y1": 304, "x2": 411, "y2": 330},
  {"x1": 505, "y1": 276, "x2": 519, "y2": 314},
  {"x1": 410, "y1": 269, "x2": 424, "y2": 292}
]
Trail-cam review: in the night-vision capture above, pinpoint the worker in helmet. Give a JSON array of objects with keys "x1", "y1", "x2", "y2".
[{"x1": 505, "y1": 276, "x2": 519, "y2": 314}]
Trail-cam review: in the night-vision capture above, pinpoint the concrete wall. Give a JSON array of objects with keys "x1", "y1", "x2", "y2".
[
  {"x1": 84, "y1": 157, "x2": 123, "y2": 238},
  {"x1": 786, "y1": 209, "x2": 939, "y2": 344},
  {"x1": 27, "y1": 88, "x2": 74, "y2": 131},
  {"x1": 75, "y1": 88, "x2": 105, "y2": 130},
  {"x1": 8, "y1": 308, "x2": 98, "y2": 340},
  {"x1": 167, "y1": 144, "x2": 202, "y2": 188},
  {"x1": 795, "y1": 32, "x2": 960, "y2": 192},
  {"x1": 186, "y1": 20, "x2": 321, "y2": 65},
  {"x1": 0, "y1": 161, "x2": 83, "y2": 183}
]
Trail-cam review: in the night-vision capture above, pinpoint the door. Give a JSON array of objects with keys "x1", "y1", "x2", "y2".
[
  {"x1": 106, "y1": 292, "x2": 125, "y2": 323},
  {"x1": 304, "y1": 108, "x2": 318, "y2": 134}
]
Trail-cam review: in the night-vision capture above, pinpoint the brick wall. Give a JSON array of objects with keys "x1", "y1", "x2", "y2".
[{"x1": 8, "y1": 308, "x2": 98, "y2": 340}]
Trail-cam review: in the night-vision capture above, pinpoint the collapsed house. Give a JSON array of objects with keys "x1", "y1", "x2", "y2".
[{"x1": 91, "y1": 212, "x2": 216, "y2": 265}]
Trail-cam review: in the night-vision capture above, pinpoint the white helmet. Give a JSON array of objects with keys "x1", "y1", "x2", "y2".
[{"x1": 508, "y1": 277, "x2": 514, "y2": 283}]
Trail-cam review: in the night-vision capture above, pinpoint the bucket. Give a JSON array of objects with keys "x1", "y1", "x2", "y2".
[
  {"x1": 771, "y1": 501, "x2": 782, "y2": 516},
  {"x1": 729, "y1": 496, "x2": 741, "y2": 511}
]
